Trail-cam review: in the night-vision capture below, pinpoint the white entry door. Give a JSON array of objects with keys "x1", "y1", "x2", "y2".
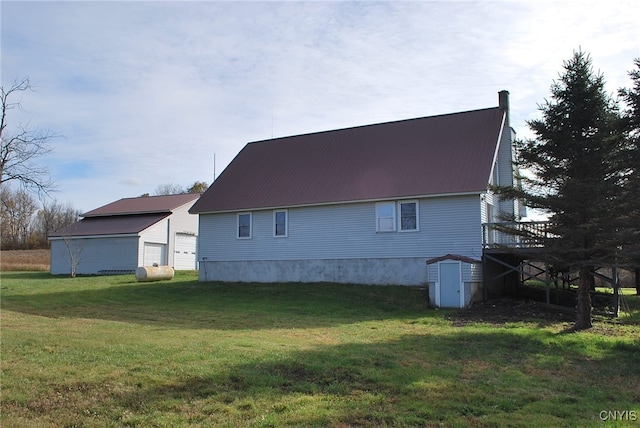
[{"x1": 439, "y1": 262, "x2": 463, "y2": 308}]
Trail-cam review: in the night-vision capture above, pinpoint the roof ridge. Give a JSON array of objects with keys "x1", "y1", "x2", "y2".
[
  {"x1": 117, "y1": 193, "x2": 200, "y2": 201},
  {"x1": 82, "y1": 193, "x2": 200, "y2": 218},
  {"x1": 248, "y1": 106, "x2": 500, "y2": 145}
]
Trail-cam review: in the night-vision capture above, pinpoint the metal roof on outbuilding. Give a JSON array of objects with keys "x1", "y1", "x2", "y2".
[
  {"x1": 50, "y1": 194, "x2": 200, "y2": 238},
  {"x1": 83, "y1": 193, "x2": 200, "y2": 217},
  {"x1": 190, "y1": 106, "x2": 506, "y2": 214},
  {"x1": 49, "y1": 214, "x2": 169, "y2": 238}
]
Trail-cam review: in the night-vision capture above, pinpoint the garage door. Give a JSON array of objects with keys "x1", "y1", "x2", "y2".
[
  {"x1": 174, "y1": 233, "x2": 197, "y2": 270},
  {"x1": 143, "y1": 243, "x2": 167, "y2": 266}
]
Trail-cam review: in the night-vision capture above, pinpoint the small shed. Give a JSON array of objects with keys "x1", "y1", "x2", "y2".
[
  {"x1": 49, "y1": 194, "x2": 200, "y2": 275},
  {"x1": 426, "y1": 254, "x2": 483, "y2": 308}
]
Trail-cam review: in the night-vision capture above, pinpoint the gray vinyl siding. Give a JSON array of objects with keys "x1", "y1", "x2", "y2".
[
  {"x1": 198, "y1": 194, "x2": 483, "y2": 263},
  {"x1": 50, "y1": 236, "x2": 139, "y2": 275},
  {"x1": 50, "y1": 239, "x2": 73, "y2": 275},
  {"x1": 470, "y1": 263, "x2": 483, "y2": 281}
]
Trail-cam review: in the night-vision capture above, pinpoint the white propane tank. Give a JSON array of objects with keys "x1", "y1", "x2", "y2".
[{"x1": 135, "y1": 266, "x2": 175, "y2": 282}]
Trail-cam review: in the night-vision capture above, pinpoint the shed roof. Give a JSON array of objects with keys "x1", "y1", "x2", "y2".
[
  {"x1": 425, "y1": 254, "x2": 482, "y2": 265},
  {"x1": 49, "y1": 214, "x2": 168, "y2": 238},
  {"x1": 190, "y1": 106, "x2": 506, "y2": 214},
  {"x1": 83, "y1": 193, "x2": 200, "y2": 217}
]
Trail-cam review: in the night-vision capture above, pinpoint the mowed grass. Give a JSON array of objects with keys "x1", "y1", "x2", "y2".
[{"x1": 1, "y1": 272, "x2": 639, "y2": 427}]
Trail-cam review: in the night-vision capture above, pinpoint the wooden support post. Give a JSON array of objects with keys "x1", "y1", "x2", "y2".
[
  {"x1": 613, "y1": 265, "x2": 620, "y2": 317},
  {"x1": 545, "y1": 263, "x2": 551, "y2": 305},
  {"x1": 482, "y1": 255, "x2": 488, "y2": 302}
]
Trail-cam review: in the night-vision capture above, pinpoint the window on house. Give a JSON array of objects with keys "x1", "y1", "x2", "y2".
[
  {"x1": 376, "y1": 202, "x2": 396, "y2": 232},
  {"x1": 274, "y1": 210, "x2": 288, "y2": 237},
  {"x1": 238, "y1": 213, "x2": 252, "y2": 239},
  {"x1": 399, "y1": 201, "x2": 418, "y2": 231}
]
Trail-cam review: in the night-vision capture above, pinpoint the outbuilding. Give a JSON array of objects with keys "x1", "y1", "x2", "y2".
[{"x1": 49, "y1": 193, "x2": 200, "y2": 275}]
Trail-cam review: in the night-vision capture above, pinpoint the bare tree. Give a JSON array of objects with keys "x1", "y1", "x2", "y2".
[
  {"x1": 0, "y1": 186, "x2": 38, "y2": 249},
  {"x1": 1, "y1": 78, "x2": 56, "y2": 195},
  {"x1": 154, "y1": 183, "x2": 185, "y2": 195},
  {"x1": 63, "y1": 236, "x2": 83, "y2": 277},
  {"x1": 34, "y1": 200, "x2": 81, "y2": 247},
  {"x1": 152, "y1": 181, "x2": 209, "y2": 196}
]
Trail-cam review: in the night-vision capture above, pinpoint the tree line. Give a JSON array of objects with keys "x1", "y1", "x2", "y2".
[{"x1": 0, "y1": 188, "x2": 79, "y2": 250}]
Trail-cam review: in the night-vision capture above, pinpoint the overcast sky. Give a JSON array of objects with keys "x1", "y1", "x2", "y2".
[{"x1": 2, "y1": 0, "x2": 639, "y2": 213}]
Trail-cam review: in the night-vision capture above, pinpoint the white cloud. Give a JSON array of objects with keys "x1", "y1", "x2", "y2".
[{"x1": 2, "y1": 0, "x2": 638, "y2": 211}]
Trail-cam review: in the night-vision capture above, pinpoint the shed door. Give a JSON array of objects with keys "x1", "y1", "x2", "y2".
[
  {"x1": 439, "y1": 262, "x2": 462, "y2": 308},
  {"x1": 174, "y1": 234, "x2": 197, "y2": 270},
  {"x1": 144, "y1": 243, "x2": 166, "y2": 266}
]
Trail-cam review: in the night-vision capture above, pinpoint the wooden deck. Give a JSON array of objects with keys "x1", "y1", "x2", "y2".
[
  {"x1": 482, "y1": 221, "x2": 554, "y2": 249},
  {"x1": 481, "y1": 221, "x2": 549, "y2": 302},
  {"x1": 481, "y1": 221, "x2": 625, "y2": 315}
]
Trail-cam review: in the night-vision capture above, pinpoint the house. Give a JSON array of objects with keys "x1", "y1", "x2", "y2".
[
  {"x1": 189, "y1": 91, "x2": 522, "y2": 307},
  {"x1": 49, "y1": 193, "x2": 200, "y2": 275}
]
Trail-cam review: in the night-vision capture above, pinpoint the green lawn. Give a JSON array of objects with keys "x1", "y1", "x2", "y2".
[{"x1": 1, "y1": 272, "x2": 639, "y2": 427}]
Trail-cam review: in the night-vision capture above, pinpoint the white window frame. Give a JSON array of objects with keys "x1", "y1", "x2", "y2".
[
  {"x1": 376, "y1": 202, "x2": 396, "y2": 232},
  {"x1": 398, "y1": 200, "x2": 419, "y2": 232},
  {"x1": 237, "y1": 212, "x2": 252, "y2": 239},
  {"x1": 273, "y1": 209, "x2": 288, "y2": 238}
]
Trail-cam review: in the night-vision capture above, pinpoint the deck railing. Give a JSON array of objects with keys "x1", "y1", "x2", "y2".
[{"x1": 482, "y1": 221, "x2": 554, "y2": 249}]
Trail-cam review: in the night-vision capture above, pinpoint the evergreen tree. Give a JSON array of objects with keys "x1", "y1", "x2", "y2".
[
  {"x1": 495, "y1": 50, "x2": 626, "y2": 329},
  {"x1": 619, "y1": 59, "x2": 640, "y2": 293}
]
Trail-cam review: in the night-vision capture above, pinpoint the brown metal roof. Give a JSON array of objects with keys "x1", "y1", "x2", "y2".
[
  {"x1": 49, "y1": 214, "x2": 168, "y2": 238},
  {"x1": 190, "y1": 107, "x2": 506, "y2": 214},
  {"x1": 83, "y1": 193, "x2": 200, "y2": 217}
]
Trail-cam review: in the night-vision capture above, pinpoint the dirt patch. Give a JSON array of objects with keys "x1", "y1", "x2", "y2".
[
  {"x1": 450, "y1": 299, "x2": 575, "y2": 327},
  {"x1": 450, "y1": 298, "x2": 637, "y2": 337}
]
